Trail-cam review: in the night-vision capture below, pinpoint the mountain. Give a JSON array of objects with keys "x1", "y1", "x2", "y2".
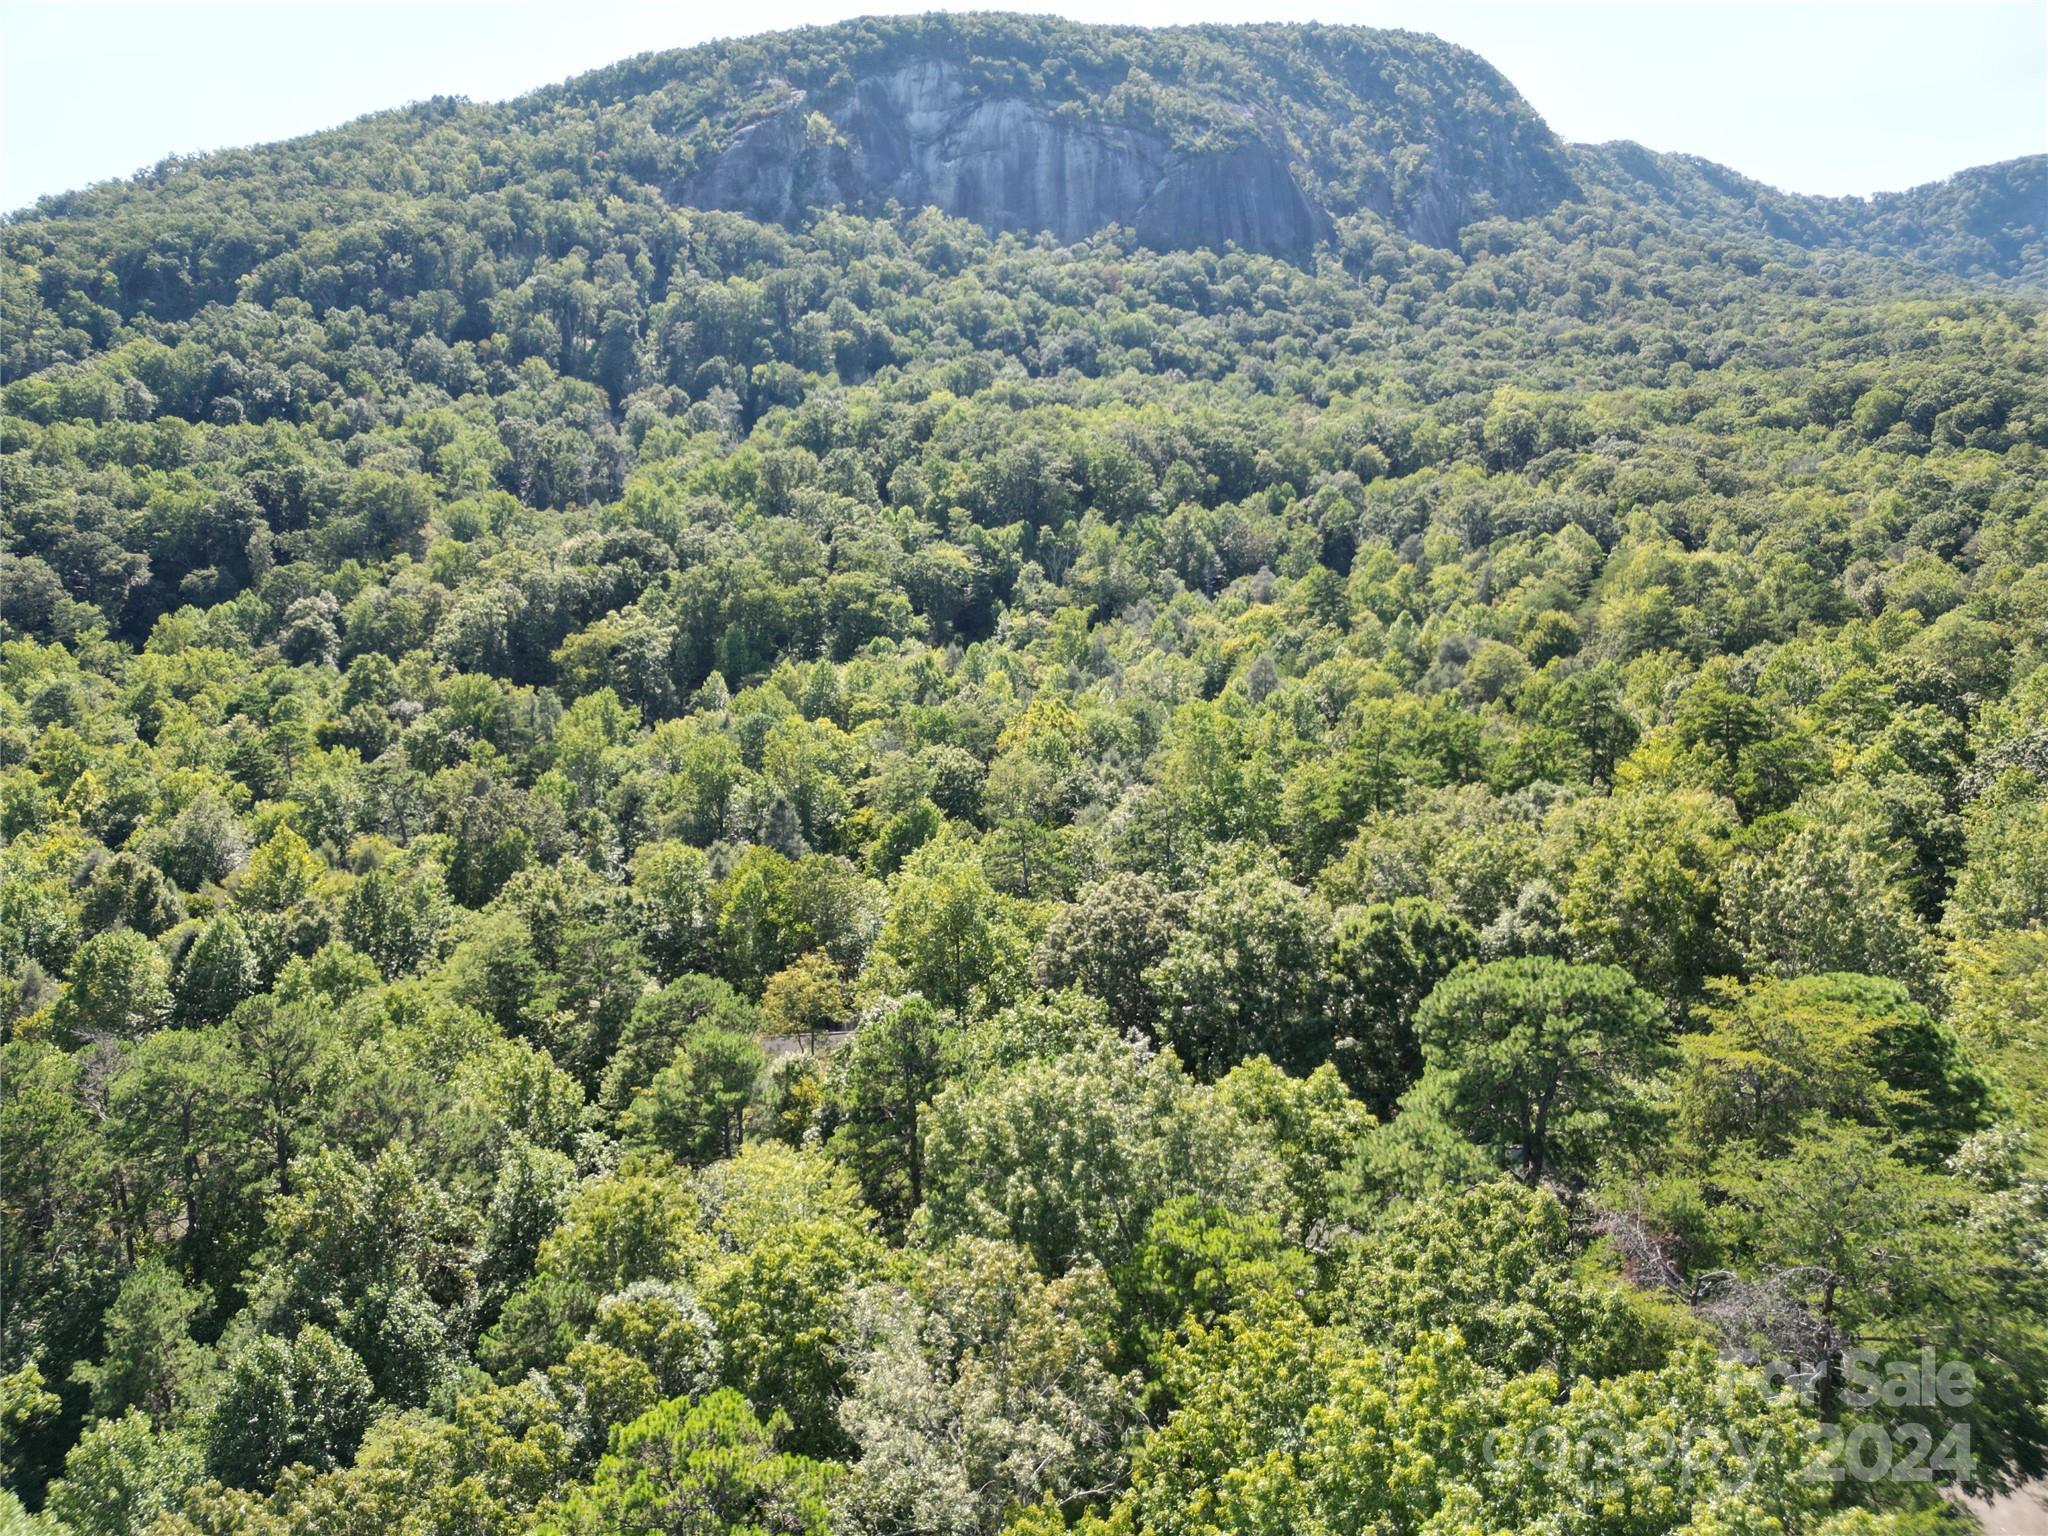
[
  {"x1": 661, "y1": 19, "x2": 1573, "y2": 257},
  {"x1": 641, "y1": 17, "x2": 2044, "y2": 276},
  {"x1": 1572, "y1": 142, "x2": 2047, "y2": 279},
  {"x1": 4, "y1": 16, "x2": 2047, "y2": 1532},
  {"x1": 7, "y1": 13, "x2": 2043, "y2": 313}
]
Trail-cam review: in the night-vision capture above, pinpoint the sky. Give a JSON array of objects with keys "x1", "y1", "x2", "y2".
[{"x1": 1, "y1": 0, "x2": 2043, "y2": 212}]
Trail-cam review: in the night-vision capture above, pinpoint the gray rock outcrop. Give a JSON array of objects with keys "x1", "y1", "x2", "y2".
[{"x1": 681, "y1": 59, "x2": 1334, "y2": 260}]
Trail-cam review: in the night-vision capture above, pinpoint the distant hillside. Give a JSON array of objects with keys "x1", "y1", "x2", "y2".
[
  {"x1": 7, "y1": 14, "x2": 2042, "y2": 292},
  {"x1": 1574, "y1": 144, "x2": 2046, "y2": 284}
]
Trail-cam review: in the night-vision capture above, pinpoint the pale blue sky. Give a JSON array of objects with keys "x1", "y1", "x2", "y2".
[{"x1": 2, "y1": 1, "x2": 2042, "y2": 213}]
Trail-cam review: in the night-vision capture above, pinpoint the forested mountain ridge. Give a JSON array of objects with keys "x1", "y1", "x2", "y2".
[
  {"x1": 1573, "y1": 143, "x2": 2047, "y2": 282},
  {"x1": 5, "y1": 12, "x2": 2044, "y2": 321},
  {"x1": 3, "y1": 13, "x2": 2048, "y2": 1536}
]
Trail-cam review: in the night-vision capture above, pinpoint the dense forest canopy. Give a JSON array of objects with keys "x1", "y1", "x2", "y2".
[{"x1": 2, "y1": 13, "x2": 2046, "y2": 1536}]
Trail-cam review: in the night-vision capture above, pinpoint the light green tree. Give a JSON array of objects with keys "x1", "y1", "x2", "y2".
[{"x1": 838, "y1": 1238, "x2": 1133, "y2": 1536}]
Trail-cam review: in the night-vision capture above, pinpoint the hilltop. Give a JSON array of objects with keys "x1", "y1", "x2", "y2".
[{"x1": 7, "y1": 15, "x2": 2044, "y2": 311}]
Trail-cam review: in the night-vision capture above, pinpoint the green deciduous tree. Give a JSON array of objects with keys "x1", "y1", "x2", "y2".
[
  {"x1": 1676, "y1": 972, "x2": 1987, "y2": 1163},
  {"x1": 1335, "y1": 1179, "x2": 1675, "y2": 1380},
  {"x1": 699, "y1": 1216, "x2": 885, "y2": 1458},
  {"x1": 1719, "y1": 806, "x2": 1932, "y2": 995},
  {"x1": 1112, "y1": 1314, "x2": 1832, "y2": 1536},
  {"x1": 1031, "y1": 871, "x2": 1179, "y2": 1036},
  {"x1": 868, "y1": 839, "x2": 1031, "y2": 1015},
  {"x1": 1325, "y1": 896, "x2": 1476, "y2": 1115},
  {"x1": 245, "y1": 1145, "x2": 478, "y2": 1404},
  {"x1": 1554, "y1": 788, "x2": 1736, "y2": 1009},
  {"x1": 600, "y1": 974, "x2": 760, "y2": 1116},
  {"x1": 1148, "y1": 867, "x2": 1334, "y2": 1078},
  {"x1": 173, "y1": 913, "x2": 258, "y2": 1026},
  {"x1": 53, "y1": 927, "x2": 170, "y2": 1042},
  {"x1": 759, "y1": 951, "x2": 852, "y2": 1048},
  {"x1": 918, "y1": 1036, "x2": 1291, "y2": 1274},
  {"x1": 838, "y1": 1237, "x2": 1134, "y2": 1536},
  {"x1": 1112, "y1": 1197, "x2": 1312, "y2": 1380},
  {"x1": 45, "y1": 1409, "x2": 202, "y2": 1536},
  {"x1": 201, "y1": 1326, "x2": 372, "y2": 1490}
]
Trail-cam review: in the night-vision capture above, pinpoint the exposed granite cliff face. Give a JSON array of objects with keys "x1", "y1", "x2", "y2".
[
  {"x1": 682, "y1": 59, "x2": 1335, "y2": 260},
  {"x1": 563, "y1": 16, "x2": 2036, "y2": 281},
  {"x1": 1385, "y1": 115, "x2": 1579, "y2": 250}
]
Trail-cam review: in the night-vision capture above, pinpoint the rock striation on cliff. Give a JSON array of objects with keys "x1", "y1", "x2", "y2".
[{"x1": 681, "y1": 59, "x2": 1338, "y2": 260}]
